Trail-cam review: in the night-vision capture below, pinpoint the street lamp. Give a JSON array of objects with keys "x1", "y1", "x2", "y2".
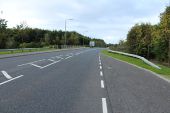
[
  {"x1": 83, "y1": 30, "x2": 88, "y2": 46},
  {"x1": 0, "y1": 10, "x2": 3, "y2": 18},
  {"x1": 65, "y1": 19, "x2": 73, "y2": 48}
]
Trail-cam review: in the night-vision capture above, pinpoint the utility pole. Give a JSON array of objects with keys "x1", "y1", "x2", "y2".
[{"x1": 64, "y1": 19, "x2": 73, "y2": 48}]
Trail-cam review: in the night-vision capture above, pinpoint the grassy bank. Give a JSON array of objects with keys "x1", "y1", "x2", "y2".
[
  {"x1": 0, "y1": 48, "x2": 56, "y2": 55},
  {"x1": 102, "y1": 50, "x2": 170, "y2": 79}
]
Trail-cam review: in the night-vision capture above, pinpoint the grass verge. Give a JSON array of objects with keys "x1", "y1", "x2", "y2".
[
  {"x1": 102, "y1": 50, "x2": 170, "y2": 79},
  {"x1": 0, "y1": 48, "x2": 56, "y2": 55}
]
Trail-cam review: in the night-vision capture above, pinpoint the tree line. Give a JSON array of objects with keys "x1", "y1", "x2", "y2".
[
  {"x1": 0, "y1": 19, "x2": 106, "y2": 49},
  {"x1": 111, "y1": 6, "x2": 170, "y2": 64}
]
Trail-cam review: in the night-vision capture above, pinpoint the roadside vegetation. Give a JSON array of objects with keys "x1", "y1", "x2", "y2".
[
  {"x1": 102, "y1": 50, "x2": 170, "y2": 79},
  {"x1": 0, "y1": 19, "x2": 105, "y2": 51},
  {"x1": 0, "y1": 48, "x2": 56, "y2": 55},
  {"x1": 108, "y1": 6, "x2": 170, "y2": 67}
]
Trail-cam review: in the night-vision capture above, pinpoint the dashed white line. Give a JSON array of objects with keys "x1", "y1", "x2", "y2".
[
  {"x1": 100, "y1": 71, "x2": 103, "y2": 76},
  {"x1": 0, "y1": 75, "x2": 24, "y2": 86},
  {"x1": 1, "y1": 71, "x2": 12, "y2": 79},
  {"x1": 100, "y1": 66, "x2": 102, "y2": 70},
  {"x1": 102, "y1": 98, "x2": 108, "y2": 113},
  {"x1": 101, "y1": 80, "x2": 105, "y2": 88}
]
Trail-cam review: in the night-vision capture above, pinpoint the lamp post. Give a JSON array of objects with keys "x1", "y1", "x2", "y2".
[
  {"x1": 64, "y1": 19, "x2": 73, "y2": 48},
  {"x1": 83, "y1": 30, "x2": 88, "y2": 46},
  {"x1": 0, "y1": 10, "x2": 3, "y2": 18}
]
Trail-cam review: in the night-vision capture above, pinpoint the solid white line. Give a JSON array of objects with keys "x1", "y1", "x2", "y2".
[
  {"x1": 1, "y1": 71, "x2": 12, "y2": 79},
  {"x1": 101, "y1": 80, "x2": 105, "y2": 88},
  {"x1": 65, "y1": 56, "x2": 72, "y2": 59},
  {"x1": 31, "y1": 64, "x2": 43, "y2": 68},
  {"x1": 102, "y1": 98, "x2": 108, "y2": 113},
  {"x1": 18, "y1": 59, "x2": 46, "y2": 66},
  {"x1": 100, "y1": 71, "x2": 103, "y2": 76},
  {"x1": 100, "y1": 66, "x2": 102, "y2": 70},
  {"x1": 40, "y1": 60, "x2": 61, "y2": 69},
  {"x1": 48, "y1": 59, "x2": 55, "y2": 62},
  {"x1": 0, "y1": 75, "x2": 24, "y2": 86}
]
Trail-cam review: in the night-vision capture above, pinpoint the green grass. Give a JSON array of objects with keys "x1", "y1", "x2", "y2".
[
  {"x1": 102, "y1": 50, "x2": 170, "y2": 79},
  {"x1": 0, "y1": 48, "x2": 56, "y2": 55}
]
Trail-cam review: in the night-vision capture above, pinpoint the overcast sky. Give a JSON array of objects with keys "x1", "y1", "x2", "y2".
[{"x1": 0, "y1": 0, "x2": 169, "y2": 44}]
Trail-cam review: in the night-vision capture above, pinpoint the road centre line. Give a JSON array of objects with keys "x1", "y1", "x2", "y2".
[
  {"x1": 0, "y1": 75, "x2": 24, "y2": 86},
  {"x1": 100, "y1": 66, "x2": 102, "y2": 70},
  {"x1": 1, "y1": 71, "x2": 12, "y2": 79},
  {"x1": 102, "y1": 98, "x2": 108, "y2": 113},
  {"x1": 101, "y1": 80, "x2": 105, "y2": 88},
  {"x1": 100, "y1": 71, "x2": 103, "y2": 76}
]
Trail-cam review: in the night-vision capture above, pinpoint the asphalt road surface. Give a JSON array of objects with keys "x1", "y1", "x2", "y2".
[{"x1": 0, "y1": 48, "x2": 169, "y2": 113}]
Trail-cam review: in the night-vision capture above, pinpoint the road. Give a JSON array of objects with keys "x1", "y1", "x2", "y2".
[{"x1": 0, "y1": 48, "x2": 169, "y2": 113}]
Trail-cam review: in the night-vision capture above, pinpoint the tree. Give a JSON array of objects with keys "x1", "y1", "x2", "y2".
[
  {"x1": 0, "y1": 19, "x2": 8, "y2": 48},
  {"x1": 159, "y1": 6, "x2": 170, "y2": 65}
]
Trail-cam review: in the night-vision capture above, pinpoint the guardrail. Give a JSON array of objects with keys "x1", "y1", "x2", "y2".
[{"x1": 108, "y1": 49, "x2": 161, "y2": 69}]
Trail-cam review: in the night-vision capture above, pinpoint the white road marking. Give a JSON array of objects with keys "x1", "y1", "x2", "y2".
[
  {"x1": 48, "y1": 59, "x2": 55, "y2": 62},
  {"x1": 18, "y1": 59, "x2": 46, "y2": 66},
  {"x1": 100, "y1": 66, "x2": 102, "y2": 70},
  {"x1": 75, "y1": 53, "x2": 80, "y2": 55},
  {"x1": 100, "y1": 71, "x2": 103, "y2": 76},
  {"x1": 65, "y1": 56, "x2": 72, "y2": 59},
  {"x1": 31, "y1": 64, "x2": 43, "y2": 68},
  {"x1": 56, "y1": 56, "x2": 64, "y2": 59},
  {"x1": 101, "y1": 80, "x2": 105, "y2": 88},
  {"x1": 99, "y1": 62, "x2": 101, "y2": 65},
  {"x1": 51, "y1": 56, "x2": 64, "y2": 60},
  {"x1": 102, "y1": 98, "x2": 108, "y2": 113},
  {"x1": 1, "y1": 71, "x2": 12, "y2": 79},
  {"x1": 40, "y1": 60, "x2": 61, "y2": 69},
  {"x1": 0, "y1": 75, "x2": 24, "y2": 86}
]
